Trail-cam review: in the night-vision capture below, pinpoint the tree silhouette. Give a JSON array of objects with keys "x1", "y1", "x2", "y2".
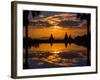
[
  {"x1": 77, "y1": 13, "x2": 91, "y2": 65},
  {"x1": 77, "y1": 13, "x2": 90, "y2": 35},
  {"x1": 23, "y1": 11, "x2": 40, "y2": 69}
]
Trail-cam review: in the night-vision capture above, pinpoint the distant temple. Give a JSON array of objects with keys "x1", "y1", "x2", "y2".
[
  {"x1": 49, "y1": 34, "x2": 54, "y2": 42},
  {"x1": 64, "y1": 33, "x2": 68, "y2": 43},
  {"x1": 49, "y1": 34, "x2": 54, "y2": 46}
]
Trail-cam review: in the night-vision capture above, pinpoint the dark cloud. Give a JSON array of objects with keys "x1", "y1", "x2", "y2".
[
  {"x1": 29, "y1": 21, "x2": 53, "y2": 27},
  {"x1": 58, "y1": 21, "x2": 81, "y2": 27}
]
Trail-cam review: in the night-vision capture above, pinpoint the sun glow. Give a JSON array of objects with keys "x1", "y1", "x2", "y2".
[
  {"x1": 54, "y1": 26, "x2": 58, "y2": 28},
  {"x1": 52, "y1": 51, "x2": 60, "y2": 54},
  {"x1": 52, "y1": 26, "x2": 62, "y2": 29}
]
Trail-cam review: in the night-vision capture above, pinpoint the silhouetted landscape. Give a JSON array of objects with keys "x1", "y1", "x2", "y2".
[
  {"x1": 23, "y1": 10, "x2": 91, "y2": 69},
  {"x1": 23, "y1": 33, "x2": 90, "y2": 48}
]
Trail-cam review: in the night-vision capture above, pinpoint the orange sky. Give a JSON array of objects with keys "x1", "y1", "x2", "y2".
[
  {"x1": 24, "y1": 11, "x2": 88, "y2": 39},
  {"x1": 24, "y1": 26, "x2": 87, "y2": 39}
]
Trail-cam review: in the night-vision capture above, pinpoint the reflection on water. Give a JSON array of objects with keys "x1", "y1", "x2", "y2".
[{"x1": 23, "y1": 43, "x2": 89, "y2": 69}]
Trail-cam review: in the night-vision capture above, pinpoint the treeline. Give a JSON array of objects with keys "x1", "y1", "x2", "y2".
[{"x1": 23, "y1": 33, "x2": 90, "y2": 48}]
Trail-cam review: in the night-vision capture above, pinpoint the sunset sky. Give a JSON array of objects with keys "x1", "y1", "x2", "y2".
[
  {"x1": 23, "y1": 11, "x2": 90, "y2": 69},
  {"x1": 24, "y1": 11, "x2": 88, "y2": 39}
]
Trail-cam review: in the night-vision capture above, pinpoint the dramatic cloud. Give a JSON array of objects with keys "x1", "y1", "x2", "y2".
[{"x1": 29, "y1": 11, "x2": 85, "y2": 27}]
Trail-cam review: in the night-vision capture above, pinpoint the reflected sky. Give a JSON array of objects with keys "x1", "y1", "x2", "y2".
[
  {"x1": 28, "y1": 43, "x2": 87, "y2": 53},
  {"x1": 23, "y1": 43, "x2": 88, "y2": 69}
]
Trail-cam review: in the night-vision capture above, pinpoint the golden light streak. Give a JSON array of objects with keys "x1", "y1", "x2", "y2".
[
  {"x1": 52, "y1": 51, "x2": 60, "y2": 54},
  {"x1": 28, "y1": 43, "x2": 87, "y2": 53}
]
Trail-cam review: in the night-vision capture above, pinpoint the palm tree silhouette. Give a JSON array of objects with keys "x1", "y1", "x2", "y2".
[
  {"x1": 77, "y1": 13, "x2": 90, "y2": 35},
  {"x1": 77, "y1": 13, "x2": 90, "y2": 65},
  {"x1": 23, "y1": 11, "x2": 40, "y2": 69}
]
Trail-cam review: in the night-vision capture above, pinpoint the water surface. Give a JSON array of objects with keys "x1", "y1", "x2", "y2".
[{"x1": 23, "y1": 43, "x2": 89, "y2": 69}]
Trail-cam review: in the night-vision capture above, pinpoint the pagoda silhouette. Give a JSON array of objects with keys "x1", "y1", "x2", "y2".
[
  {"x1": 49, "y1": 34, "x2": 54, "y2": 46},
  {"x1": 64, "y1": 33, "x2": 68, "y2": 47},
  {"x1": 64, "y1": 33, "x2": 68, "y2": 43}
]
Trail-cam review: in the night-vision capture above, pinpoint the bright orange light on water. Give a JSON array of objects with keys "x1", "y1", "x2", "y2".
[
  {"x1": 28, "y1": 43, "x2": 87, "y2": 54},
  {"x1": 54, "y1": 25, "x2": 57, "y2": 28},
  {"x1": 52, "y1": 51, "x2": 60, "y2": 54}
]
